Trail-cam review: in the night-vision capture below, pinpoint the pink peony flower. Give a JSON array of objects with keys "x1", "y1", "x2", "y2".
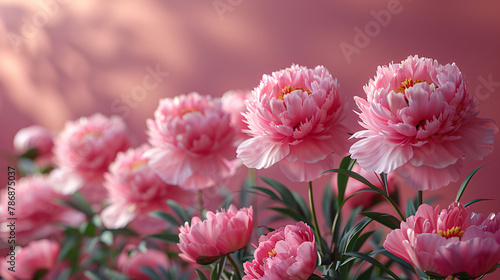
[
  {"x1": 384, "y1": 202, "x2": 500, "y2": 279},
  {"x1": 350, "y1": 55, "x2": 497, "y2": 191},
  {"x1": 243, "y1": 221, "x2": 317, "y2": 280},
  {"x1": 101, "y1": 145, "x2": 194, "y2": 234},
  {"x1": 146, "y1": 92, "x2": 240, "y2": 190},
  {"x1": 331, "y1": 163, "x2": 398, "y2": 209},
  {"x1": 0, "y1": 239, "x2": 63, "y2": 280},
  {"x1": 237, "y1": 64, "x2": 349, "y2": 182},
  {"x1": 178, "y1": 204, "x2": 253, "y2": 264},
  {"x1": 54, "y1": 113, "x2": 130, "y2": 181},
  {"x1": 117, "y1": 245, "x2": 169, "y2": 280},
  {"x1": 13, "y1": 125, "x2": 54, "y2": 166},
  {"x1": 222, "y1": 89, "x2": 254, "y2": 144},
  {"x1": 0, "y1": 175, "x2": 86, "y2": 245}
]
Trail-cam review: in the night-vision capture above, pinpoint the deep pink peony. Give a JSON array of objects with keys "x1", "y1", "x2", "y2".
[
  {"x1": 0, "y1": 239, "x2": 63, "y2": 280},
  {"x1": 222, "y1": 89, "x2": 254, "y2": 144},
  {"x1": 384, "y1": 202, "x2": 500, "y2": 279},
  {"x1": 117, "y1": 245, "x2": 169, "y2": 280},
  {"x1": 101, "y1": 145, "x2": 193, "y2": 234},
  {"x1": 0, "y1": 175, "x2": 85, "y2": 245},
  {"x1": 243, "y1": 222, "x2": 317, "y2": 280},
  {"x1": 237, "y1": 64, "x2": 349, "y2": 182},
  {"x1": 350, "y1": 55, "x2": 497, "y2": 191},
  {"x1": 13, "y1": 125, "x2": 54, "y2": 168},
  {"x1": 331, "y1": 163, "x2": 398, "y2": 209},
  {"x1": 178, "y1": 204, "x2": 253, "y2": 264},
  {"x1": 146, "y1": 92, "x2": 240, "y2": 190}
]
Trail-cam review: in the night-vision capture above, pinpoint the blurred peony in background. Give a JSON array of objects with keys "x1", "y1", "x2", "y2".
[{"x1": 0, "y1": 0, "x2": 499, "y2": 279}]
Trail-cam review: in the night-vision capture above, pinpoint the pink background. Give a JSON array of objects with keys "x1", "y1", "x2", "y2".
[{"x1": 0, "y1": 1, "x2": 499, "y2": 278}]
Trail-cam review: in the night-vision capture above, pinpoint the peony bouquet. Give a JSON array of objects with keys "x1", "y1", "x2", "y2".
[{"x1": 1, "y1": 55, "x2": 499, "y2": 280}]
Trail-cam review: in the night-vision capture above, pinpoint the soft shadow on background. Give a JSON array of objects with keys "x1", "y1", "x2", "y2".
[{"x1": 0, "y1": 0, "x2": 499, "y2": 277}]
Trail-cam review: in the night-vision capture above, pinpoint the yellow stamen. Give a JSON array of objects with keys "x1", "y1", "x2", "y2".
[
  {"x1": 83, "y1": 130, "x2": 101, "y2": 140},
  {"x1": 268, "y1": 248, "x2": 277, "y2": 257},
  {"x1": 438, "y1": 226, "x2": 465, "y2": 239},
  {"x1": 396, "y1": 78, "x2": 437, "y2": 95},
  {"x1": 131, "y1": 160, "x2": 147, "y2": 169},
  {"x1": 180, "y1": 109, "x2": 199, "y2": 116},
  {"x1": 278, "y1": 86, "x2": 312, "y2": 100}
]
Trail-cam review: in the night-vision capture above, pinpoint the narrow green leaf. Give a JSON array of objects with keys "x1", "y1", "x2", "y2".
[
  {"x1": 195, "y1": 268, "x2": 208, "y2": 280},
  {"x1": 198, "y1": 255, "x2": 222, "y2": 265},
  {"x1": 308, "y1": 274, "x2": 324, "y2": 280},
  {"x1": 343, "y1": 252, "x2": 401, "y2": 280},
  {"x1": 455, "y1": 166, "x2": 484, "y2": 202},
  {"x1": 343, "y1": 217, "x2": 372, "y2": 254},
  {"x1": 336, "y1": 155, "x2": 353, "y2": 206},
  {"x1": 167, "y1": 199, "x2": 191, "y2": 222},
  {"x1": 405, "y1": 198, "x2": 417, "y2": 218},
  {"x1": 58, "y1": 235, "x2": 79, "y2": 261},
  {"x1": 464, "y1": 198, "x2": 494, "y2": 207},
  {"x1": 292, "y1": 191, "x2": 312, "y2": 221},
  {"x1": 260, "y1": 177, "x2": 297, "y2": 208},
  {"x1": 145, "y1": 233, "x2": 180, "y2": 243},
  {"x1": 250, "y1": 186, "x2": 280, "y2": 201},
  {"x1": 322, "y1": 182, "x2": 335, "y2": 229},
  {"x1": 375, "y1": 248, "x2": 416, "y2": 275},
  {"x1": 83, "y1": 271, "x2": 104, "y2": 280},
  {"x1": 149, "y1": 210, "x2": 181, "y2": 227},
  {"x1": 360, "y1": 212, "x2": 401, "y2": 230},
  {"x1": 352, "y1": 230, "x2": 374, "y2": 253},
  {"x1": 100, "y1": 231, "x2": 114, "y2": 246},
  {"x1": 324, "y1": 169, "x2": 385, "y2": 196},
  {"x1": 268, "y1": 207, "x2": 306, "y2": 222}
]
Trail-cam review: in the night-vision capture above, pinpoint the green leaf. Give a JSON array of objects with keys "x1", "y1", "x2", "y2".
[
  {"x1": 292, "y1": 191, "x2": 312, "y2": 221},
  {"x1": 100, "y1": 231, "x2": 114, "y2": 246},
  {"x1": 352, "y1": 230, "x2": 374, "y2": 253},
  {"x1": 308, "y1": 274, "x2": 324, "y2": 280},
  {"x1": 249, "y1": 186, "x2": 281, "y2": 201},
  {"x1": 149, "y1": 210, "x2": 181, "y2": 227},
  {"x1": 342, "y1": 217, "x2": 372, "y2": 254},
  {"x1": 322, "y1": 181, "x2": 336, "y2": 229},
  {"x1": 324, "y1": 169, "x2": 384, "y2": 196},
  {"x1": 145, "y1": 232, "x2": 180, "y2": 243},
  {"x1": 260, "y1": 177, "x2": 297, "y2": 208},
  {"x1": 83, "y1": 271, "x2": 104, "y2": 280},
  {"x1": 167, "y1": 199, "x2": 191, "y2": 222},
  {"x1": 197, "y1": 255, "x2": 222, "y2": 265},
  {"x1": 139, "y1": 267, "x2": 162, "y2": 280},
  {"x1": 360, "y1": 212, "x2": 401, "y2": 230},
  {"x1": 195, "y1": 268, "x2": 208, "y2": 280},
  {"x1": 455, "y1": 166, "x2": 484, "y2": 203},
  {"x1": 405, "y1": 197, "x2": 417, "y2": 218},
  {"x1": 58, "y1": 235, "x2": 79, "y2": 262},
  {"x1": 375, "y1": 248, "x2": 416, "y2": 275},
  {"x1": 464, "y1": 198, "x2": 493, "y2": 207},
  {"x1": 343, "y1": 252, "x2": 401, "y2": 280},
  {"x1": 336, "y1": 155, "x2": 354, "y2": 206},
  {"x1": 268, "y1": 207, "x2": 307, "y2": 222}
]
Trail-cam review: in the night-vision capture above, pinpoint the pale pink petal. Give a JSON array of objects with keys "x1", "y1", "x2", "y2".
[
  {"x1": 279, "y1": 155, "x2": 334, "y2": 182},
  {"x1": 398, "y1": 160, "x2": 463, "y2": 191},
  {"x1": 237, "y1": 137, "x2": 290, "y2": 169}
]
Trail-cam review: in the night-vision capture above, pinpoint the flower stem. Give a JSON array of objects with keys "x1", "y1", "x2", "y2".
[
  {"x1": 418, "y1": 190, "x2": 423, "y2": 206},
  {"x1": 216, "y1": 254, "x2": 227, "y2": 280},
  {"x1": 308, "y1": 181, "x2": 324, "y2": 257},
  {"x1": 227, "y1": 254, "x2": 242, "y2": 279},
  {"x1": 198, "y1": 190, "x2": 204, "y2": 219}
]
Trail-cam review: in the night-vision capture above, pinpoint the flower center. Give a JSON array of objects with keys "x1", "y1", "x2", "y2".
[
  {"x1": 180, "y1": 109, "x2": 199, "y2": 116},
  {"x1": 131, "y1": 160, "x2": 147, "y2": 170},
  {"x1": 278, "y1": 86, "x2": 312, "y2": 100},
  {"x1": 438, "y1": 226, "x2": 465, "y2": 239},
  {"x1": 82, "y1": 130, "x2": 101, "y2": 140},
  {"x1": 396, "y1": 78, "x2": 437, "y2": 95},
  {"x1": 268, "y1": 248, "x2": 277, "y2": 257}
]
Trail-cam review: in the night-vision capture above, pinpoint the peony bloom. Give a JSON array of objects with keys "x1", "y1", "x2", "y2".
[
  {"x1": 331, "y1": 163, "x2": 398, "y2": 209},
  {"x1": 178, "y1": 205, "x2": 253, "y2": 264},
  {"x1": 53, "y1": 113, "x2": 130, "y2": 203},
  {"x1": 0, "y1": 239, "x2": 63, "y2": 280},
  {"x1": 0, "y1": 175, "x2": 86, "y2": 245},
  {"x1": 13, "y1": 125, "x2": 54, "y2": 168},
  {"x1": 350, "y1": 55, "x2": 497, "y2": 191},
  {"x1": 237, "y1": 64, "x2": 349, "y2": 182},
  {"x1": 117, "y1": 245, "x2": 169, "y2": 280},
  {"x1": 146, "y1": 92, "x2": 240, "y2": 190},
  {"x1": 243, "y1": 221, "x2": 317, "y2": 280},
  {"x1": 222, "y1": 89, "x2": 254, "y2": 144},
  {"x1": 101, "y1": 145, "x2": 193, "y2": 235},
  {"x1": 384, "y1": 202, "x2": 500, "y2": 279}
]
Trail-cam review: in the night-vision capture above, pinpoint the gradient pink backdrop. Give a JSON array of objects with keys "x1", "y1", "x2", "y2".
[{"x1": 0, "y1": 1, "x2": 499, "y2": 278}]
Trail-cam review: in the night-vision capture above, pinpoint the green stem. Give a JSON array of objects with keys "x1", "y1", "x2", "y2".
[
  {"x1": 198, "y1": 190, "x2": 203, "y2": 219},
  {"x1": 418, "y1": 190, "x2": 423, "y2": 206},
  {"x1": 227, "y1": 254, "x2": 242, "y2": 280},
  {"x1": 249, "y1": 168, "x2": 258, "y2": 228},
  {"x1": 308, "y1": 181, "x2": 324, "y2": 257},
  {"x1": 216, "y1": 254, "x2": 227, "y2": 280}
]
